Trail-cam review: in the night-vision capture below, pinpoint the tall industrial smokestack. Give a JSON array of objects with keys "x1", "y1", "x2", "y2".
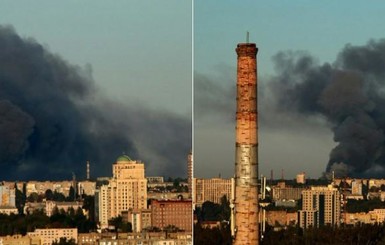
[{"x1": 233, "y1": 42, "x2": 259, "y2": 244}]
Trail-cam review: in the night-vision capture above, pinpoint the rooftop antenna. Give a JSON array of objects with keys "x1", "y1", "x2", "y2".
[
  {"x1": 246, "y1": 31, "x2": 249, "y2": 43},
  {"x1": 72, "y1": 172, "x2": 77, "y2": 200},
  {"x1": 86, "y1": 161, "x2": 90, "y2": 180}
]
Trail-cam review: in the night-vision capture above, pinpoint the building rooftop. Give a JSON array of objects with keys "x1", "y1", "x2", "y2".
[{"x1": 116, "y1": 155, "x2": 132, "y2": 163}]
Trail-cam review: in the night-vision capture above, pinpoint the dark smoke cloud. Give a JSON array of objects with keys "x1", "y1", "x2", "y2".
[
  {"x1": 270, "y1": 39, "x2": 385, "y2": 177},
  {"x1": 0, "y1": 25, "x2": 191, "y2": 180},
  {"x1": 194, "y1": 71, "x2": 235, "y2": 124},
  {"x1": 195, "y1": 39, "x2": 385, "y2": 178}
]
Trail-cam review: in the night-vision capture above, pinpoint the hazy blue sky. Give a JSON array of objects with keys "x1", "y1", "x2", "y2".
[
  {"x1": 0, "y1": 1, "x2": 192, "y2": 180},
  {"x1": 194, "y1": 1, "x2": 385, "y2": 179},
  {"x1": 0, "y1": 1, "x2": 192, "y2": 115}
]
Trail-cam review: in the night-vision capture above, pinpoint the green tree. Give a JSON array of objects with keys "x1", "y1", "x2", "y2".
[
  {"x1": 108, "y1": 216, "x2": 132, "y2": 232},
  {"x1": 27, "y1": 192, "x2": 39, "y2": 203},
  {"x1": 200, "y1": 201, "x2": 221, "y2": 221},
  {"x1": 15, "y1": 183, "x2": 26, "y2": 214},
  {"x1": 82, "y1": 195, "x2": 95, "y2": 222},
  {"x1": 67, "y1": 186, "x2": 75, "y2": 201},
  {"x1": 164, "y1": 224, "x2": 182, "y2": 232},
  {"x1": 219, "y1": 195, "x2": 230, "y2": 221},
  {"x1": 53, "y1": 191, "x2": 66, "y2": 202},
  {"x1": 52, "y1": 237, "x2": 76, "y2": 245},
  {"x1": 45, "y1": 189, "x2": 54, "y2": 200},
  {"x1": 193, "y1": 223, "x2": 231, "y2": 245}
]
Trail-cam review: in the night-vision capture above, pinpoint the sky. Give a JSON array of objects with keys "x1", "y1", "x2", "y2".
[
  {"x1": 194, "y1": 1, "x2": 385, "y2": 179},
  {"x1": 0, "y1": 1, "x2": 192, "y2": 180}
]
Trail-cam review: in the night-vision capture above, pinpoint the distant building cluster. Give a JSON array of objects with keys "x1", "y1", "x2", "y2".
[
  {"x1": 193, "y1": 171, "x2": 385, "y2": 240},
  {"x1": 0, "y1": 152, "x2": 192, "y2": 244},
  {"x1": 0, "y1": 228, "x2": 192, "y2": 245},
  {"x1": 95, "y1": 154, "x2": 192, "y2": 233}
]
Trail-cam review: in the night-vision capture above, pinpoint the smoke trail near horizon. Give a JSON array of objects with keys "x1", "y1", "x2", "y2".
[
  {"x1": 269, "y1": 39, "x2": 385, "y2": 177},
  {"x1": 0, "y1": 25, "x2": 191, "y2": 180}
]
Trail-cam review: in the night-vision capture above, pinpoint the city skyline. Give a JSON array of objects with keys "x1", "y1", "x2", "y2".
[
  {"x1": 0, "y1": 1, "x2": 192, "y2": 180},
  {"x1": 194, "y1": 1, "x2": 385, "y2": 179}
]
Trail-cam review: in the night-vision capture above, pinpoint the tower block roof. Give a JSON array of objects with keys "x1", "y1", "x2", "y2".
[{"x1": 116, "y1": 154, "x2": 132, "y2": 163}]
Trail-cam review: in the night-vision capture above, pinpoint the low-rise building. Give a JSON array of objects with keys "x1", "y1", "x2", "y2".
[
  {"x1": 77, "y1": 181, "x2": 96, "y2": 196},
  {"x1": 296, "y1": 172, "x2": 306, "y2": 184},
  {"x1": 266, "y1": 210, "x2": 297, "y2": 227},
  {"x1": 151, "y1": 200, "x2": 192, "y2": 232},
  {"x1": 0, "y1": 207, "x2": 18, "y2": 215},
  {"x1": 27, "y1": 228, "x2": 77, "y2": 245},
  {"x1": 45, "y1": 201, "x2": 83, "y2": 216},
  {"x1": 121, "y1": 208, "x2": 152, "y2": 232},
  {"x1": 0, "y1": 234, "x2": 40, "y2": 245},
  {"x1": 0, "y1": 185, "x2": 16, "y2": 207},
  {"x1": 271, "y1": 186, "x2": 303, "y2": 202},
  {"x1": 24, "y1": 202, "x2": 45, "y2": 215},
  {"x1": 78, "y1": 232, "x2": 192, "y2": 245},
  {"x1": 346, "y1": 209, "x2": 385, "y2": 225}
]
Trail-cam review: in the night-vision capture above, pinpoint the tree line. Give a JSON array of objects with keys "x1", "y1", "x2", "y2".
[{"x1": 0, "y1": 207, "x2": 96, "y2": 236}]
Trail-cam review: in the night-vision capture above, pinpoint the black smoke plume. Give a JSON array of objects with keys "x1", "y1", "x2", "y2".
[
  {"x1": 0, "y1": 25, "x2": 191, "y2": 180},
  {"x1": 270, "y1": 40, "x2": 385, "y2": 177},
  {"x1": 195, "y1": 39, "x2": 385, "y2": 178}
]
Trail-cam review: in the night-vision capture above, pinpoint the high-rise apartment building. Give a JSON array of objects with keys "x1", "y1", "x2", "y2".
[
  {"x1": 187, "y1": 152, "x2": 193, "y2": 198},
  {"x1": 96, "y1": 155, "x2": 147, "y2": 227},
  {"x1": 298, "y1": 186, "x2": 341, "y2": 228},
  {"x1": 193, "y1": 178, "x2": 232, "y2": 207}
]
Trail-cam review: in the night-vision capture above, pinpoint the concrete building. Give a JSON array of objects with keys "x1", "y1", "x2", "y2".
[
  {"x1": 296, "y1": 172, "x2": 306, "y2": 184},
  {"x1": 0, "y1": 207, "x2": 18, "y2": 215},
  {"x1": 266, "y1": 210, "x2": 297, "y2": 227},
  {"x1": 0, "y1": 185, "x2": 15, "y2": 207},
  {"x1": 96, "y1": 155, "x2": 147, "y2": 228},
  {"x1": 79, "y1": 232, "x2": 192, "y2": 245},
  {"x1": 148, "y1": 192, "x2": 189, "y2": 201},
  {"x1": 346, "y1": 209, "x2": 385, "y2": 225},
  {"x1": 26, "y1": 181, "x2": 74, "y2": 197},
  {"x1": 45, "y1": 201, "x2": 83, "y2": 216},
  {"x1": 271, "y1": 186, "x2": 304, "y2": 201},
  {"x1": 151, "y1": 199, "x2": 192, "y2": 232},
  {"x1": 187, "y1": 152, "x2": 193, "y2": 198},
  {"x1": 24, "y1": 202, "x2": 45, "y2": 215},
  {"x1": 27, "y1": 228, "x2": 77, "y2": 245},
  {"x1": 351, "y1": 179, "x2": 363, "y2": 195},
  {"x1": 122, "y1": 208, "x2": 152, "y2": 232},
  {"x1": 77, "y1": 180, "x2": 96, "y2": 196},
  {"x1": 0, "y1": 234, "x2": 41, "y2": 245},
  {"x1": 193, "y1": 178, "x2": 232, "y2": 207},
  {"x1": 147, "y1": 177, "x2": 164, "y2": 183},
  {"x1": 298, "y1": 186, "x2": 341, "y2": 228},
  {"x1": 298, "y1": 210, "x2": 318, "y2": 229}
]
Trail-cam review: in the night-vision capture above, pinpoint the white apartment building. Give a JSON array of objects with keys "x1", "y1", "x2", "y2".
[{"x1": 97, "y1": 155, "x2": 147, "y2": 227}]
